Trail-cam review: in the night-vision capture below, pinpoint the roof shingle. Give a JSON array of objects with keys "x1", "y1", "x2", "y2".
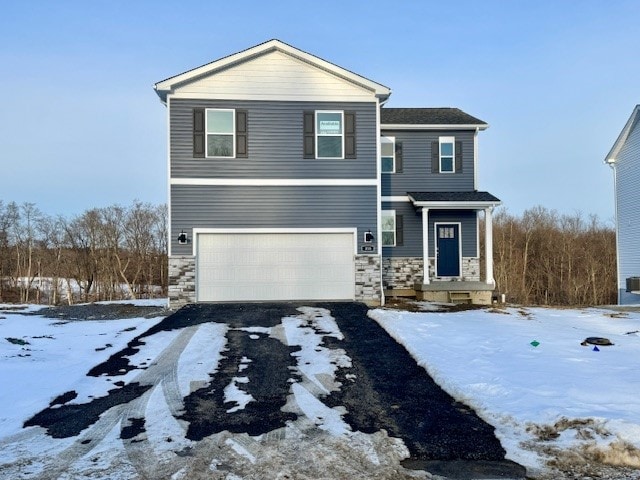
[
  {"x1": 408, "y1": 191, "x2": 501, "y2": 203},
  {"x1": 381, "y1": 108, "x2": 487, "y2": 126}
]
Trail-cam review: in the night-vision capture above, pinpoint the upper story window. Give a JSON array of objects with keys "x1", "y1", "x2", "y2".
[
  {"x1": 439, "y1": 136, "x2": 455, "y2": 173},
  {"x1": 381, "y1": 210, "x2": 396, "y2": 246},
  {"x1": 206, "y1": 109, "x2": 235, "y2": 158},
  {"x1": 381, "y1": 136, "x2": 395, "y2": 173},
  {"x1": 304, "y1": 110, "x2": 355, "y2": 160},
  {"x1": 316, "y1": 111, "x2": 344, "y2": 159}
]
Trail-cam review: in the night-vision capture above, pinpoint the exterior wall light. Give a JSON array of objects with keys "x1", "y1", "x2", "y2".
[
  {"x1": 364, "y1": 230, "x2": 374, "y2": 243},
  {"x1": 177, "y1": 230, "x2": 188, "y2": 244}
]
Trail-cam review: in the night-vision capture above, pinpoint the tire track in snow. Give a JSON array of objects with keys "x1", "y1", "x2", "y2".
[{"x1": 1, "y1": 325, "x2": 202, "y2": 479}]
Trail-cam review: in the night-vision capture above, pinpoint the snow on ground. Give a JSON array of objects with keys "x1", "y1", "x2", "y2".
[
  {"x1": 370, "y1": 305, "x2": 640, "y2": 473},
  {"x1": 0, "y1": 302, "x2": 165, "y2": 438}
]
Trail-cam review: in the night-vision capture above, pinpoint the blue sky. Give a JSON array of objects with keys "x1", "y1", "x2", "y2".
[{"x1": 1, "y1": 0, "x2": 639, "y2": 221}]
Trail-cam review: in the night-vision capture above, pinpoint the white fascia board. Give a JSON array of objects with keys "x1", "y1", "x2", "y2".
[
  {"x1": 169, "y1": 92, "x2": 376, "y2": 103},
  {"x1": 171, "y1": 178, "x2": 377, "y2": 186},
  {"x1": 381, "y1": 124, "x2": 489, "y2": 131},
  {"x1": 381, "y1": 196, "x2": 411, "y2": 202},
  {"x1": 605, "y1": 105, "x2": 640, "y2": 164},
  {"x1": 411, "y1": 201, "x2": 502, "y2": 209},
  {"x1": 155, "y1": 39, "x2": 391, "y2": 102}
]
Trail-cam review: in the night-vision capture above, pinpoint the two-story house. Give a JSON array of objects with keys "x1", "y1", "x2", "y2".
[
  {"x1": 605, "y1": 104, "x2": 640, "y2": 305},
  {"x1": 154, "y1": 40, "x2": 501, "y2": 308}
]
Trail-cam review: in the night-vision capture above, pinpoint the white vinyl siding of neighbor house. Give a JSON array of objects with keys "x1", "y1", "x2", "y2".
[
  {"x1": 168, "y1": 50, "x2": 375, "y2": 102},
  {"x1": 614, "y1": 118, "x2": 640, "y2": 303}
]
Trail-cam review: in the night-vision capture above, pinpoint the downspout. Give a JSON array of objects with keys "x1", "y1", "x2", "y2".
[
  {"x1": 609, "y1": 162, "x2": 621, "y2": 304},
  {"x1": 376, "y1": 97, "x2": 385, "y2": 306}
]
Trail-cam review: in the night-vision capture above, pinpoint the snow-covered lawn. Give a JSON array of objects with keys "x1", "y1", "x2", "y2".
[
  {"x1": 2, "y1": 300, "x2": 640, "y2": 479},
  {"x1": 0, "y1": 300, "x2": 167, "y2": 439},
  {"x1": 370, "y1": 305, "x2": 640, "y2": 476}
]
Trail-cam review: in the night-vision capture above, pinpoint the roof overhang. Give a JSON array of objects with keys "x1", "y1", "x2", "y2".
[
  {"x1": 605, "y1": 105, "x2": 640, "y2": 164},
  {"x1": 408, "y1": 192, "x2": 501, "y2": 210},
  {"x1": 381, "y1": 123, "x2": 488, "y2": 131},
  {"x1": 154, "y1": 39, "x2": 391, "y2": 104}
]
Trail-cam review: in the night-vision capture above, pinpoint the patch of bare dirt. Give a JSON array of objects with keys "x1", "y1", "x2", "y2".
[{"x1": 524, "y1": 418, "x2": 640, "y2": 479}]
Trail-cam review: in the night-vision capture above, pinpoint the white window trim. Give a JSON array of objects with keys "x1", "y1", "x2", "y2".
[
  {"x1": 433, "y1": 222, "x2": 462, "y2": 278},
  {"x1": 315, "y1": 110, "x2": 344, "y2": 159},
  {"x1": 381, "y1": 135, "x2": 395, "y2": 173},
  {"x1": 381, "y1": 209, "x2": 396, "y2": 247},
  {"x1": 439, "y1": 136, "x2": 455, "y2": 173},
  {"x1": 205, "y1": 108, "x2": 236, "y2": 159}
]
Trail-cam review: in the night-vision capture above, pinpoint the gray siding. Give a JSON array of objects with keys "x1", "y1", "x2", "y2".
[
  {"x1": 171, "y1": 185, "x2": 378, "y2": 255},
  {"x1": 381, "y1": 130, "x2": 475, "y2": 195},
  {"x1": 381, "y1": 202, "x2": 477, "y2": 257},
  {"x1": 616, "y1": 118, "x2": 640, "y2": 304},
  {"x1": 170, "y1": 99, "x2": 378, "y2": 179}
]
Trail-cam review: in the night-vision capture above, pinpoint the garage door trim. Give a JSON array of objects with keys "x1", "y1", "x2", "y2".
[
  {"x1": 193, "y1": 228, "x2": 358, "y2": 302},
  {"x1": 191, "y1": 227, "x2": 359, "y2": 256}
]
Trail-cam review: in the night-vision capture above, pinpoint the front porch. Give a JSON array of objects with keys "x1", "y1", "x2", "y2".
[{"x1": 383, "y1": 191, "x2": 501, "y2": 305}]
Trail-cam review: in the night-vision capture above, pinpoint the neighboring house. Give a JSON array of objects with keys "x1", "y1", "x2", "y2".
[
  {"x1": 605, "y1": 105, "x2": 640, "y2": 305},
  {"x1": 154, "y1": 40, "x2": 501, "y2": 308}
]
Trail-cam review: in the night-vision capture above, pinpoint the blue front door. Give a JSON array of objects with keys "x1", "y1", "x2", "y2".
[{"x1": 436, "y1": 224, "x2": 460, "y2": 277}]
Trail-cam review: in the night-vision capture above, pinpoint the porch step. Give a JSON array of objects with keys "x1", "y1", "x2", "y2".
[{"x1": 448, "y1": 291, "x2": 472, "y2": 304}]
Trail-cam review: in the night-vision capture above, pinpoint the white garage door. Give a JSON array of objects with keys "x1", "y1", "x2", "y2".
[{"x1": 196, "y1": 233, "x2": 355, "y2": 302}]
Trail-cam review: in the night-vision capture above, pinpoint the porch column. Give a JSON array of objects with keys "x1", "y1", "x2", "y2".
[
  {"x1": 484, "y1": 207, "x2": 495, "y2": 285},
  {"x1": 422, "y1": 208, "x2": 430, "y2": 284}
]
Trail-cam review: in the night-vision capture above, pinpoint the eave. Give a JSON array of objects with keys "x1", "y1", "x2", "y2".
[
  {"x1": 381, "y1": 123, "x2": 488, "y2": 131},
  {"x1": 605, "y1": 105, "x2": 640, "y2": 164}
]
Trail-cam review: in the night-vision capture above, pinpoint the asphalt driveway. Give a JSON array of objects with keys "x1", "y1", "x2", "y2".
[{"x1": 18, "y1": 302, "x2": 526, "y2": 479}]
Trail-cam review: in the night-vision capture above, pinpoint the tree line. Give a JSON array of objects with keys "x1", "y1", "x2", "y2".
[
  {"x1": 483, "y1": 206, "x2": 617, "y2": 306},
  {"x1": 0, "y1": 201, "x2": 617, "y2": 306},
  {"x1": 0, "y1": 200, "x2": 167, "y2": 304}
]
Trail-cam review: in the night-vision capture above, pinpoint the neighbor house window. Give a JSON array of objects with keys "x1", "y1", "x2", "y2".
[
  {"x1": 206, "y1": 109, "x2": 235, "y2": 157},
  {"x1": 381, "y1": 210, "x2": 396, "y2": 246},
  {"x1": 381, "y1": 136, "x2": 395, "y2": 173},
  {"x1": 316, "y1": 111, "x2": 344, "y2": 159},
  {"x1": 439, "y1": 136, "x2": 455, "y2": 173}
]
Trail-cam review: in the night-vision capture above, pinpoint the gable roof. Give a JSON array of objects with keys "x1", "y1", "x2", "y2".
[
  {"x1": 381, "y1": 108, "x2": 488, "y2": 130},
  {"x1": 154, "y1": 39, "x2": 391, "y2": 104},
  {"x1": 605, "y1": 105, "x2": 640, "y2": 164}
]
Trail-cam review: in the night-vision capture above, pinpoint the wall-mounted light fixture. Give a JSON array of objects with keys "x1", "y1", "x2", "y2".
[
  {"x1": 364, "y1": 229, "x2": 374, "y2": 243},
  {"x1": 177, "y1": 230, "x2": 188, "y2": 244}
]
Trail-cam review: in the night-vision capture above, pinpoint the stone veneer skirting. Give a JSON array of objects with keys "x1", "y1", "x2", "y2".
[
  {"x1": 169, "y1": 256, "x2": 196, "y2": 309},
  {"x1": 355, "y1": 255, "x2": 382, "y2": 304},
  {"x1": 383, "y1": 257, "x2": 481, "y2": 291}
]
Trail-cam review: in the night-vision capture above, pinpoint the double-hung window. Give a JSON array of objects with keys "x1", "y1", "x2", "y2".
[
  {"x1": 206, "y1": 109, "x2": 235, "y2": 158},
  {"x1": 381, "y1": 210, "x2": 396, "y2": 246},
  {"x1": 439, "y1": 136, "x2": 455, "y2": 173},
  {"x1": 316, "y1": 111, "x2": 344, "y2": 159},
  {"x1": 381, "y1": 136, "x2": 395, "y2": 173}
]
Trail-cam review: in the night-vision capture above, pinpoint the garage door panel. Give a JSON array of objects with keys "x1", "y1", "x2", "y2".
[{"x1": 197, "y1": 233, "x2": 355, "y2": 301}]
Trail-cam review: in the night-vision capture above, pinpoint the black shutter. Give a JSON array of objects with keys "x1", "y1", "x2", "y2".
[
  {"x1": 236, "y1": 110, "x2": 248, "y2": 158},
  {"x1": 396, "y1": 215, "x2": 404, "y2": 246},
  {"x1": 345, "y1": 112, "x2": 356, "y2": 158},
  {"x1": 431, "y1": 141, "x2": 439, "y2": 173},
  {"x1": 193, "y1": 108, "x2": 205, "y2": 158},
  {"x1": 395, "y1": 141, "x2": 403, "y2": 173},
  {"x1": 303, "y1": 111, "x2": 315, "y2": 158},
  {"x1": 455, "y1": 141, "x2": 463, "y2": 173}
]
